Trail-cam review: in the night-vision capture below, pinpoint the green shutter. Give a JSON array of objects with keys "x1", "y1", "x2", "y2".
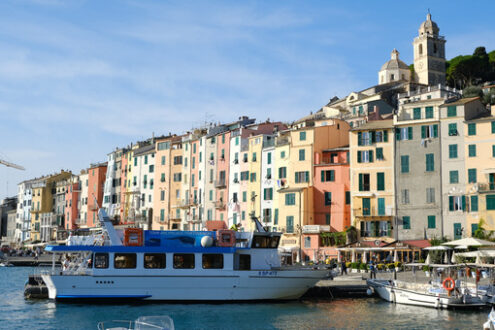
[
  {"x1": 492, "y1": 121, "x2": 495, "y2": 134},
  {"x1": 471, "y1": 196, "x2": 479, "y2": 212},
  {"x1": 378, "y1": 198, "x2": 385, "y2": 215},
  {"x1": 428, "y1": 215, "x2": 436, "y2": 229},
  {"x1": 433, "y1": 124, "x2": 438, "y2": 137},
  {"x1": 468, "y1": 123, "x2": 476, "y2": 136},
  {"x1": 369, "y1": 150, "x2": 374, "y2": 162},
  {"x1": 376, "y1": 147, "x2": 383, "y2": 160},
  {"x1": 421, "y1": 126, "x2": 426, "y2": 138},
  {"x1": 462, "y1": 196, "x2": 466, "y2": 211},
  {"x1": 396, "y1": 128, "x2": 401, "y2": 141},
  {"x1": 413, "y1": 107, "x2": 421, "y2": 120},
  {"x1": 371, "y1": 131, "x2": 376, "y2": 143},
  {"x1": 377, "y1": 172, "x2": 385, "y2": 191},
  {"x1": 321, "y1": 170, "x2": 325, "y2": 182},
  {"x1": 330, "y1": 170, "x2": 335, "y2": 181},
  {"x1": 359, "y1": 174, "x2": 363, "y2": 191},
  {"x1": 357, "y1": 132, "x2": 362, "y2": 146},
  {"x1": 449, "y1": 196, "x2": 454, "y2": 211},
  {"x1": 468, "y1": 169, "x2": 477, "y2": 183},
  {"x1": 383, "y1": 130, "x2": 388, "y2": 142},
  {"x1": 403, "y1": 216, "x2": 411, "y2": 229},
  {"x1": 357, "y1": 151, "x2": 362, "y2": 163},
  {"x1": 408, "y1": 127, "x2": 413, "y2": 140},
  {"x1": 487, "y1": 195, "x2": 495, "y2": 210}
]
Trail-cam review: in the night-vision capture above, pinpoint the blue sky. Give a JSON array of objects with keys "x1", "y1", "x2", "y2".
[{"x1": 1, "y1": 0, "x2": 495, "y2": 200}]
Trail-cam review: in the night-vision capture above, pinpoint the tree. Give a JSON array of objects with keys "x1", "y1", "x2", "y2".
[
  {"x1": 446, "y1": 47, "x2": 495, "y2": 89},
  {"x1": 463, "y1": 85, "x2": 483, "y2": 98}
]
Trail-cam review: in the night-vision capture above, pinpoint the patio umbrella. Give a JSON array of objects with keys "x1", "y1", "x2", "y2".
[
  {"x1": 351, "y1": 251, "x2": 356, "y2": 263},
  {"x1": 475, "y1": 252, "x2": 482, "y2": 265},
  {"x1": 443, "y1": 251, "x2": 449, "y2": 264},
  {"x1": 425, "y1": 252, "x2": 431, "y2": 265},
  {"x1": 451, "y1": 250, "x2": 456, "y2": 264},
  {"x1": 442, "y1": 237, "x2": 495, "y2": 247},
  {"x1": 393, "y1": 250, "x2": 398, "y2": 263},
  {"x1": 362, "y1": 251, "x2": 367, "y2": 263}
]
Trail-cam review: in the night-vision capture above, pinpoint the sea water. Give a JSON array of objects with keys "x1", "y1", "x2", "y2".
[{"x1": 0, "y1": 267, "x2": 488, "y2": 329}]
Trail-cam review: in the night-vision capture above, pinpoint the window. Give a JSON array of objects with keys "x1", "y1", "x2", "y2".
[
  {"x1": 280, "y1": 151, "x2": 286, "y2": 158},
  {"x1": 144, "y1": 253, "x2": 166, "y2": 269},
  {"x1": 471, "y1": 196, "x2": 478, "y2": 212},
  {"x1": 401, "y1": 189, "x2": 410, "y2": 204},
  {"x1": 250, "y1": 173, "x2": 257, "y2": 182},
  {"x1": 235, "y1": 137, "x2": 239, "y2": 146},
  {"x1": 285, "y1": 193, "x2": 296, "y2": 205},
  {"x1": 492, "y1": 121, "x2": 495, "y2": 134},
  {"x1": 449, "y1": 170, "x2": 459, "y2": 184},
  {"x1": 396, "y1": 127, "x2": 412, "y2": 141},
  {"x1": 114, "y1": 253, "x2": 137, "y2": 269},
  {"x1": 345, "y1": 191, "x2": 350, "y2": 205},
  {"x1": 447, "y1": 106, "x2": 457, "y2": 117},
  {"x1": 426, "y1": 188, "x2": 435, "y2": 203},
  {"x1": 357, "y1": 132, "x2": 372, "y2": 146},
  {"x1": 278, "y1": 167, "x2": 287, "y2": 179},
  {"x1": 286, "y1": 216, "x2": 294, "y2": 233},
  {"x1": 377, "y1": 172, "x2": 385, "y2": 191},
  {"x1": 300, "y1": 131, "x2": 306, "y2": 141},
  {"x1": 161, "y1": 156, "x2": 166, "y2": 165},
  {"x1": 449, "y1": 144, "x2": 458, "y2": 159},
  {"x1": 295, "y1": 171, "x2": 309, "y2": 183},
  {"x1": 403, "y1": 216, "x2": 411, "y2": 229},
  {"x1": 242, "y1": 191, "x2": 247, "y2": 202},
  {"x1": 324, "y1": 192, "x2": 332, "y2": 206},
  {"x1": 240, "y1": 171, "x2": 249, "y2": 181},
  {"x1": 304, "y1": 237, "x2": 311, "y2": 248},
  {"x1": 493, "y1": 145, "x2": 495, "y2": 158},
  {"x1": 222, "y1": 134, "x2": 225, "y2": 144},
  {"x1": 299, "y1": 149, "x2": 305, "y2": 161},
  {"x1": 252, "y1": 152, "x2": 257, "y2": 162},
  {"x1": 487, "y1": 195, "x2": 495, "y2": 210},
  {"x1": 357, "y1": 150, "x2": 373, "y2": 163},
  {"x1": 274, "y1": 209, "x2": 279, "y2": 225},
  {"x1": 209, "y1": 190, "x2": 213, "y2": 201},
  {"x1": 362, "y1": 198, "x2": 371, "y2": 215},
  {"x1": 449, "y1": 196, "x2": 465, "y2": 211},
  {"x1": 427, "y1": 215, "x2": 436, "y2": 229},
  {"x1": 426, "y1": 154, "x2": 434, "y2": 172},
  {"x1": 94, "y1": 253, "x2": 109, "y2": 269},
  {"x1": 267, "y1": 152, "x2": 272, "y2": 164},
  {"x1": 413, "y1": 107, "x2": 421, "y2": 120},
  {"x1": 469, "y1": 145, "x2": 476, "y2": 157},
  {"x1": 202, "y1": 254, "x2": 223, "y2": 269},
  {"x1": 173, "y1": 173, "x2": 182, "y2": 182},
  {"x1": 468, "y1": 123, "x2": 476, "y2": 136},
  {"x1": 358, "y1": 173, "x2": 370, "y2": 191},
  {"x1": 377, "y1": 198, "x2": 385, "y2": 215},
  {"x1": 401, "y1": 155, "x2": 409, "y2": 173},
  {"x1": 173, "y1": 254, "x2": 195, "y2": 269},
  {"x1": 448, "y1": 123, "x2": 458, "y2": 136},
  {"x1": 468, "y1": 169, "x2": 477, "y2": 183},
  {"x1": 173, "y1": 156, "x2": 183, "y2": 165},
  {"x1": 263, "y1": 188, "x2": 273, "y2": 201},
  {"x1": 421, "y1": 125, "x2": 438, "y2": 138},
  {"x1": 321, "y1": 170, "x2": 335, "y2": 182},
  {"x1": 425, "y1": 106, "x2": 433, "y2": 119},
  {"x1": 376, "y1": 147, "x2": 384, "y2": 160}
]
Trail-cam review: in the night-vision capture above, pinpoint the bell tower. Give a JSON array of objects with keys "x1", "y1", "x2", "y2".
[{"x1": 413, "y1": 13, "x2": 446, "y2": 86}]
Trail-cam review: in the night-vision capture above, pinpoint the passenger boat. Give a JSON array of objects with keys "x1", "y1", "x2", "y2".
[
  {"x1": 367, "y1": 264, "x2": 486, "y2": 309},
  {"x1": 40, "y1": 206, "x2": 330, "y2": 301}
]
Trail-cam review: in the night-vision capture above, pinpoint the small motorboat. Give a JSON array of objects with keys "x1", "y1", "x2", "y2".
[{"x1": 97, "y1": 315, "x2": 174, "y2": 330}]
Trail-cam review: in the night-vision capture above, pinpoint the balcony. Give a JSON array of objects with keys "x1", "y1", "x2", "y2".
[
  {"x1": 174, "y1": 199, "x2": 192, "y2": 209},
  {"x1": 478, "y1": 183, "x2": 495, "y2": 193},
  {"x1": 353, "y1": 207, "x2": 394, "y2": 218},
  {"x1": 215, "y1": 201, "x2": 226, "y2": 210},
  {"x1": 214, "y1": 179, "x2": 227, "y2": 189}
]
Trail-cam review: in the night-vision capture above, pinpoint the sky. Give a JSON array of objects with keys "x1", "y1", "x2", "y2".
[{"x1": 1, "y1": 0, "x2": 495, "y2": 200}]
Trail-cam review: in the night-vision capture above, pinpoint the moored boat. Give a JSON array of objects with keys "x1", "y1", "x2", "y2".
[{"x1": 40, "y1": 206, "x2": 330, "y2": 301}]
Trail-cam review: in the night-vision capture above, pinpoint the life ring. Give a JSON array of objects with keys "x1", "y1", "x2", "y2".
[
  {"x1": 442, "y1": 277, "x2": 455, "y2": 292},
  {"x1": 216, "y1": 230, "x2": 236, "y2": 247}
]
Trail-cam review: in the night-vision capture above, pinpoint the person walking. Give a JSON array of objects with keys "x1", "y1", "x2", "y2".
[{"x1": 341, "y1": 258, "x2": 347, "y2": 275}]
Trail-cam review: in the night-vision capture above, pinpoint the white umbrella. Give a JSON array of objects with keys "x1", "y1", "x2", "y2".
[
  {"x1": 443, "y1": 251, "x2": 449, "y2": 264},
  {"x1": 476, "y1": 252, "x2": 482, "y2": 265},
  {"x1": 451, "y1": 250, "x2": 456, "y2": 264},
  {"x1": 337, "y1": 251, "x2": 342, "y2": 263},
  {"x1": 362, "y1": 252, "x2": 368, "y2": 263},
  {"x1": 351, "y1": 251, "x2": 356, "y2": 263},
  {"x1": 393, "y1": 250, "x2": 398, "y2": 263},
  {"x1": 425, "y1": 252, "x2": 431, "y2": 265},
  {"x1": 442, "y1": 237, "x2": 495, "y2": 247}
]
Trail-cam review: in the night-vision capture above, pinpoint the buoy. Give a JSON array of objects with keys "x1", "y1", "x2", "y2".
[
  {"x1": 201, "y1": 235, "x2": 214, "y2": 247},
  {"x1": 366, "y1": 288, "x2": 373, "y2": 296}
]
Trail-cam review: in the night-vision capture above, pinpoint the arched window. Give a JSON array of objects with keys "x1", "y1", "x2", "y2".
[
  {"x1": 419, "y1": 44, "x2": 423, "y2": 55},
  {"x1": 433, "y1": 43, "x2": 437, "y2": 54}
]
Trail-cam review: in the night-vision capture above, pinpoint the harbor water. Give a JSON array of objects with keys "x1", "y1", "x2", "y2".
[{"x1": 0, "y1": 267, "x2": 489, "y2": 329}]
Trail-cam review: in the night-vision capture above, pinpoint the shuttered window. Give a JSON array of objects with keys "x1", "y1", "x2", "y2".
[
  {"x1": 403, "y1": 216, "x2": 411, "y2": 229},
  {"x1": 377, "y1": 172, "x2": 385, "y2": 191}
]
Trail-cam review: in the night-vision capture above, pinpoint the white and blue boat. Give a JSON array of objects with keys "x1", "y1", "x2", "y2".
[{"x1": 41, "y1": 206, "x2": 330, "y2": 301}]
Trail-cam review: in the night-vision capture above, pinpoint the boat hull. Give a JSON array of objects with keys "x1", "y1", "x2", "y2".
[
  {"x1": 42, "y1": 269, "x2": 328, "y2": 301},
  {"x1": 367, "y1": 279, "x2": 485, "y2": 309}
]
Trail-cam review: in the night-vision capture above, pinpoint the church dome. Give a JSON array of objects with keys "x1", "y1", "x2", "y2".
[
  {"x1": 380, "y1": 49, "x2": 409, "y2": 71},
  {"x1": 418, "y1": 13, "x2": 439, "y2": 36}
]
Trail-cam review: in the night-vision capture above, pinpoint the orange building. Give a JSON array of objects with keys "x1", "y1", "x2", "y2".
[{"x1": 86, "y1": 163, "x2": 107, "y2": 228}]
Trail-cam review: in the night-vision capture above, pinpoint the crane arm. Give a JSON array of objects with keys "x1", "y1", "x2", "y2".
[{"x1": 0, "y1": 159, "x2": 25, "y2": 170}]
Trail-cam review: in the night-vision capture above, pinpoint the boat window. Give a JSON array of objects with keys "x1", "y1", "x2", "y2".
[
  {"x1": 252, "y1": 236, "x2": 270, "y2": 248},
  {"x1": 94, "y1": 253, "x2": 109, "y2": 269},
  {"x1": 239, "y1": 254, "x2": 251, "y2": 270},
  {"x1": 202, "y1": 254, "x2": 223, "y2": 269},
  {"x1": 269, "y1": 236, "x2": 280, "y2": 248},
  {"x1": 114, "y1": 253, "x2": 137, "y2": 269},
  {"x1": 173, "y1": 253, "x2": 195, "y2": 269},
  {"x1": 144, "y1": 253, "x2": 166, "y2": 269}
]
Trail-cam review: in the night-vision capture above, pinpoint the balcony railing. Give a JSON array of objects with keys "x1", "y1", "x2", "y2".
[
  {"x1": 214, "y1": 201, "x2": 226, "y2": 210},
  {"x1": 353, "y1": 207, "x2": 394, "y2": 218},
  {"x1": 214, "y1": 179, "x2": 227, "y2": 188},
  {"x1": 478, "y1": 183, "x2": 495, "y2": 193}
]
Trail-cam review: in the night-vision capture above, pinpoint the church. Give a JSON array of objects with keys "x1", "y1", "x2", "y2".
[{"x1": 295, "y1": 13, "x2": 450, "y2": 128}]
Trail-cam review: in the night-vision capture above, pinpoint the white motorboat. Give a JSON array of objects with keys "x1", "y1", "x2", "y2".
[
  {"x1": 97, "y1": 315, "x2": 174, "y2": 330},
  {"x1": 483, "y1": 308, "x2": 495, "y2": 330},
  {"x1": 40, "y1": 206, "x2": 330, "y2": 301}
]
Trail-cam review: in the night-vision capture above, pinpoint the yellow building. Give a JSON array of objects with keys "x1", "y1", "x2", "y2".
[
  {"x1": 465, "y1": 105, "x2": 495, "y2": 234},
  {"x1": 350, "y1": 120, "x2": 395, "y2": 241},
  {"x1": 153, "y1": 136, "x2": 174, "y2": 230}
]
